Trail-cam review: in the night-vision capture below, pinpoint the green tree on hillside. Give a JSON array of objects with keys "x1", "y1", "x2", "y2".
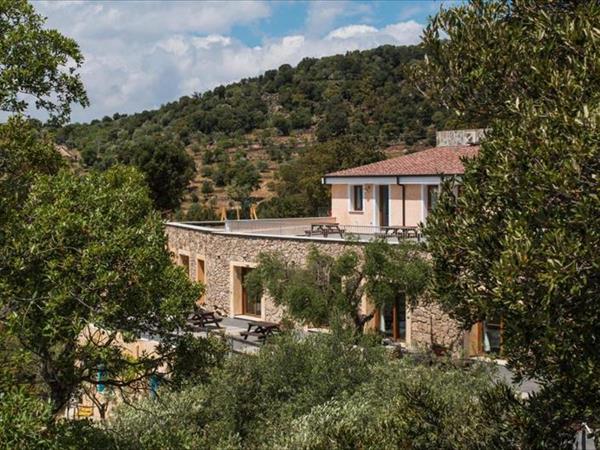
[
  {"x1": 225, "y1": 156, "x2": 261, "y2": 209},
  {"x1": 415, "y1": 0, "x2": 600, "y2": 444},
  {"x1": 124, "y1": 135, "x2": 196, "y2": 211}
]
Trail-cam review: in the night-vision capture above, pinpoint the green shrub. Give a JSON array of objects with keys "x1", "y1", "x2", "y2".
[
  {"x1": 106, "y1": 332, "x2": 523, "y2": 449},
  {"x1": 268, "y1": 359, "x2": 519, "y2": 450},
  {"x1": 0, "y1": 389, "x2": 114, "y2": 450},
  {"x1": 108, "y1": 331, "x2": 384, "y2": 448},
  {"x1": 200, "y1": 179, "x2": 214, "y2": 195}
]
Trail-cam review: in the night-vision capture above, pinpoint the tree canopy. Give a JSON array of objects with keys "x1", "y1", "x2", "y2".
[
  {"x1": 0, "y1": 166, "x2": 200, "y2": 413},
  {"x1": 0, "y1": 0, "x2": 88, "y2": 123},
  {"x1": 418, "y1": 0, "x2": 600, "y2": 441},
  {"x1": 125, "y1": 135, "x2": 195, "y2": 211}
]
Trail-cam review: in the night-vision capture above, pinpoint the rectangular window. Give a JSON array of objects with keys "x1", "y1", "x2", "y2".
[
  {"x1": 179, "y1": 254, "x2": 190, "y2": 278},
  {"x1": 351, "y1": 185, "x2": 363, "y2": 211},
  {"x1": 427, "y1": 185, "x2": 439, "y2": 214},
  {"x1": 197, "y1": 257, "x2": 206, "y2": 304}
]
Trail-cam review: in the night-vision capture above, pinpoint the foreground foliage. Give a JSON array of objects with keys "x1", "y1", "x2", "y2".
[
  {"x1": 418, "y1": 0, "x2": 600, "y2": 444},
  {"x1": 0, "y1": 389, "x2": 113, "y2": 450},
  {"x1": 1, "y1": 166, "x2": 200, "y2": 413},
  {"x1": 106, "y1": 332, "x2": 521, "y2": 450},
  {"x1": 0, "y1": 0, "x2": 88, "y2": 123}
]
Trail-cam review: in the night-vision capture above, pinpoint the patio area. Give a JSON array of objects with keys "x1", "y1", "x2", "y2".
[{"x1": 189, "y1": 316, "x2": 284, "y2": 354}]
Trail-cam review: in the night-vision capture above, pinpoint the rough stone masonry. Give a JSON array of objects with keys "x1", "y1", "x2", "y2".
[{"x1": 166, "y1": 223, "x2": 465, "y2": 353}]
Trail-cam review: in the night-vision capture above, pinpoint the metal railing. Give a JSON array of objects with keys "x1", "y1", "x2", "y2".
[
  {"x1": 221, "y1": 218, "x2": 422, "y2": 242},
  {"x1": 341, "y1": 225, "x2": 422, "y2": 242},
  {"x1": 225, "y1": 217, "x2": 336, "y2": 235}
]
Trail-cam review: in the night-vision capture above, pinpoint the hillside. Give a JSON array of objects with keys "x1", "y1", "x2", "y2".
[{"x1": 51, "y1": 44, "x2": 452, "y2": 218}]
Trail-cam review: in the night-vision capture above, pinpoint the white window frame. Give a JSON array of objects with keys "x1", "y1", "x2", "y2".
[{"x1": 348, "y1": 184, "x2": 364, "y2": 213}]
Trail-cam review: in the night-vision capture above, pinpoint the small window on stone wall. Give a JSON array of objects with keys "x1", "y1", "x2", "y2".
[{"x1": 179, "y1": 254, "x2": 190, "y2": 279}]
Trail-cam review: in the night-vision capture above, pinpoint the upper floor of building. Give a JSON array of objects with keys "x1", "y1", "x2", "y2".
[{"x1": 322, "y1": 129, "x2": 483, "y2": 229}]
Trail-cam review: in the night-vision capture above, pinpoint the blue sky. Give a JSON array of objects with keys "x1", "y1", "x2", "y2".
[{"x1": 32, "y1": 1, "x2": 458, "y2": 123}]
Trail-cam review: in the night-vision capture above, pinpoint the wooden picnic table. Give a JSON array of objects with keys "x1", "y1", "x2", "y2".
[
  {"x1": 188, "y1": 308, "x2": 223, "y2": 329},
  {"x1": 377, "y1": 226, "x2": 421, "y2": 241},
  {"x1": 240, "y1": 320, "x2": 281, "y2": 341},
  {"x1": 306, "y1": 222, "x2": 345, "y2": 238}
]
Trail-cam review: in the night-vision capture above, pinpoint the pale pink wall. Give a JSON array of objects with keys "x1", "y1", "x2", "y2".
[
  {"x1": 404, "y1": 184, "x2": 423, "y2": 227},
  {"x1": 330, "y1": 183, "x2": 425, "y2": 227},
  {"x1": 389, "y1": 185, "x2": 403, "y2": 226},
  {"x1": 330, "y1": 184, "x2": 375, "y2": 226}
]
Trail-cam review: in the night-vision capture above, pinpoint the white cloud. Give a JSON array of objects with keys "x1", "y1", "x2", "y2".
[
  {"x1": 192, "y1": 35, "x2": 232, "y2": 50},
  {"x1": 382, "y1": 21, "x2": 424, "y2": 44},
  {"x1": 31, "y1": 1, "x2": 424, "y2": 123},
  {"x1": 327, "y1": 25, "x2": 378, "y2": 40}
]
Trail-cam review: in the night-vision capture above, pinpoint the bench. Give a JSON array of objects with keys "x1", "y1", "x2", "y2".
[
  {"x1": 240, "y1": 320, "x2": 281, "y2": 342},
  {"x1": 305, "y1": 222, "x2": 345, "y2": 238},
  {"x1": 239, "y1": 331, "x2": 268, "y2": 340}
]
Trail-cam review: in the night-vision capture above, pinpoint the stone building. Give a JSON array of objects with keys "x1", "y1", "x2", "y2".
[{"x1": 166, "y1": 130, "x2": 498, "y2": 355}]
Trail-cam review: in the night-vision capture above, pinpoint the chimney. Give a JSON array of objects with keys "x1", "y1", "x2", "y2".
[{"x1": 436, "y1": 129, "x2": 487, "y2": 147}]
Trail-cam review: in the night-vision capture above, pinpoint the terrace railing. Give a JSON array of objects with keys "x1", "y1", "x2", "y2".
[
  {"x1": 225, "y1": 217, "x2": 337, "y2": 235},
  {"x1": 223, "y1": 218, "x2": 422, "y2": 242}
]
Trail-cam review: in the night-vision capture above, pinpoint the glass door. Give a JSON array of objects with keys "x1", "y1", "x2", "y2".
[
  {"x1": 378, "y1": 185, "x2": 389, "y2": 227},
  {"x1": 241, "y1": 267, "x2": 261, "y2": 316},
  {"x1": 470, "y1": 318, "x2": 503, "y2": 355},
  {"x1": 427, "y1": 185, "x2": 439, "y2": 215},
  {"x1": 379, "y1": 293, "x2": 406, "y2": 341},
  {"x1": 483, "y1": 318, "x2": 502, "y2": 354}
]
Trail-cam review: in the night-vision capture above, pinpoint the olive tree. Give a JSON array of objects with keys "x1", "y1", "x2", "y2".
[
  {"x1": 246, "y1": 241, "x2": 430, "y2": 333},
  {"x1": 412, "y1": 0, "x2": 600, "y2": 443}
]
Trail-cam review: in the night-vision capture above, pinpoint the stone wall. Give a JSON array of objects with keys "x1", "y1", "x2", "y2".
[
  {"x1": 436, "y1": 128, "x2": 488, "y2": 147},
  {"x1": 409, "y1": 301, "x2": 465, "y2": 354},
  {"x1": 166, "y1": 225, "x2": 354, "y2": 323},
  {"x1": 165, "y1": 223, "x2": 463, "y2": 352}
]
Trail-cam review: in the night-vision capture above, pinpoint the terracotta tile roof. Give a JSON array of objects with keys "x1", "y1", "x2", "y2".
[{"x1": 326, "y1": 145, "x2": 479, "y2": 178}]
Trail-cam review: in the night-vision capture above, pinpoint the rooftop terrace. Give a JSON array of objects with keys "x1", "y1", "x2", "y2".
[{"x1": 167, "y1": 217, "x2": 422, "y2": 244}]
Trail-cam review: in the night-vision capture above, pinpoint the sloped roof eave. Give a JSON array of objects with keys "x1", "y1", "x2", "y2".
[{"x1": 324, "y1": 145, "x2": 479, "y2": 178}]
